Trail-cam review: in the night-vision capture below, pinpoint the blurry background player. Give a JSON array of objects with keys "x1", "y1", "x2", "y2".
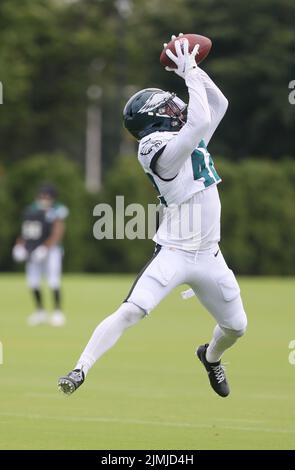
[{"x1": 12, "y1": 184, "x2": 69, "y2": 327}]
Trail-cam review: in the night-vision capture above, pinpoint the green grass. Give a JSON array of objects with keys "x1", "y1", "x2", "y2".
[{"x1": 0, "y1": 274, "x2": 295, "y2": 450}]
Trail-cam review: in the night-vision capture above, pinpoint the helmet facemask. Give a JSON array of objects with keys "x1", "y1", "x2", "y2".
[{"x1": 155, "y1": 94, "x2": 187, "y2": 129}]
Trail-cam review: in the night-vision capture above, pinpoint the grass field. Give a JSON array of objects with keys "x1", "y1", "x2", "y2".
[{"x1": 0, "y1": 274, "x2": 295, "y2": 450}]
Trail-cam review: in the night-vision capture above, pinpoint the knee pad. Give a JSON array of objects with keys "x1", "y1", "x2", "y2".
[
  {"x1": 28, "y1": 283, "x2": 41, "y2": 290},
  {"x1": 27, "y1": 279, "x2": 41, "y2": 289},
  {"x1": 47, "y1": 271, "x2": 61, "y2": 289},
  {"x1": 117, "y1": 302, "x2": 145, "y2": 327},
  {"x1": 221, "y1": 315, "x2": 247, "y2": 338},
  {"x1": 47, "y1": 279, "x2": 60, "y2": 290}
]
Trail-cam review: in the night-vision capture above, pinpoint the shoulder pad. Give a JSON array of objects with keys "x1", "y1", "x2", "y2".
[
  {"x1": 54, "y1": 204, "x2": 69, "y2": 219},
  {"x1": 138, "y1": 133, "x2": 172, "y2": 165}
]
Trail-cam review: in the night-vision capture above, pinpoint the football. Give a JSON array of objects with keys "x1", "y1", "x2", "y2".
[{"x1": 160, "y1": 33, "x2": 212, "y2": 68}]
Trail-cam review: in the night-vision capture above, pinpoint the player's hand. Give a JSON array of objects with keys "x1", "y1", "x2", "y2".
[
  {"x1": 164, "y1": 34, "x2": 199, "y2": 79},
  {"x1": 12, "y1": 244, "x2": 28, "y2": 263},
  {"x1": 31, "y1": 245, "x2": 48, "y2": 263}
]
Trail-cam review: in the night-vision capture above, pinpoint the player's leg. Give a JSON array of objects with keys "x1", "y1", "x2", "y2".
[
  {"x1": 58, "y1": 302, "x2": 146, "y2": 394},
  {"x1": 32, "y1": 287, "x2": 43, "y2": 310},
  {"x1": 190, "y1": 247, "x2": 247, "y2": 397},
  {"x1": 194, "y1": 249, "x2": 247, "y2": 356},
  {"x1": 58, "y1": 245, "x2": 185, "y2": 395},
  {"x1": 73, "y1": 246, "x2": 183, "y2": 375},
  {"x1": 26, "y1": 258, "x2": 48, "y2": 325},
  {"x1": 46, "y1": 246, "x2": 65, "y2": 327}
]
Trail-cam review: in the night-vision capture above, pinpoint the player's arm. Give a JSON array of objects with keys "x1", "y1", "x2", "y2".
[
  {"x1": 14, "y1": 210, "x2": 27, "y2": 246},
  {"x1": 43, "y1": 219, "x2": 65, "y2": 248},
  {"x1": 198, "y1": 67, "x2": 228, "y2": 145},
  {"x1": 12, "y1": 214, "x2": 28, "y2": 262},
  {"x1": 154, "y1": 39, "x2": 212, "y2": 180},
  {"x1": 29, "y1": 219, "x2": 65, "y2": 263}
]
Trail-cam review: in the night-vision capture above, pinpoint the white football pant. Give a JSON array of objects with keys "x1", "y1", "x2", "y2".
[
  {"x1": 126, "y1": 244, "x2": 247, "y2": 333},
  {"x1": 76, "y1": 244, "x2": 247, "y2": 375},
  {"x1": 26, "y1": 246, "x2": 63, "y2": 289}
]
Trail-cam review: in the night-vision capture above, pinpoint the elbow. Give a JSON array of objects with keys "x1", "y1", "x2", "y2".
[
  {"x1": 221, "y1": 96, "x2": 229, "y2": 114},
  {"x1": 213, "y1": 96, "x2": 229, "y2": 124}
]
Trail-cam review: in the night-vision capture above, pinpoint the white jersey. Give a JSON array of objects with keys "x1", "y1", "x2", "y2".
[
  {"x1": 137, "y1": 67, "x2": 228, "y2": 251},
  {"x1": 138, "y1": 132, "x2": 221, "y2": 206},
  {"x1": 138, "y1": 133, "x2": 221, "y2": 251}
]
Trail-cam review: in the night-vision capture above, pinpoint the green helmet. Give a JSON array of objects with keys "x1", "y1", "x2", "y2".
[{"x1": 123, "y1": 88, "x2": 187, "y2": 140}]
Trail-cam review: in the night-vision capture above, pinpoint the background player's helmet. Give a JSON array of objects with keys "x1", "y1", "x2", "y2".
[
  {"x1": 37, "y1": 183, "x2": 57, "y2": 209},
  {"x1": 123, "y1": 88, "x2": 187, "y2": 140},
  {"x1": 38, "y1": 183, "x2": 57, "y2": 200}
]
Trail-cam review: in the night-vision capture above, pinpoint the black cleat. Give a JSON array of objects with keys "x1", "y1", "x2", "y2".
[
  {"x1": 58, "y1": 369, "x2": 85, "y2": 395},
  {"x1": 196, "y1": 344, "x2": 230, "y2": 397}
]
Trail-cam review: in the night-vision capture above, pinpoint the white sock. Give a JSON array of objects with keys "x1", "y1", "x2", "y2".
[
  {"x1": 206, "y1": 325, "x2": 241, "y2": 363},
  {"x1": 75, "y1": 302, "x2": 145, "y2": 376}
]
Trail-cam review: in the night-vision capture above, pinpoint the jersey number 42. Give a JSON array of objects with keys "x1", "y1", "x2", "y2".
[{"x1": 191, "y1": 142, "x2": 220, "y2": 187}]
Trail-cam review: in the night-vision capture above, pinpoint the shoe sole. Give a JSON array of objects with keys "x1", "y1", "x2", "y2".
[
  {"x1": 58, "y1": 378, "x2": 76, "y2": 395},
  {"x1": 196, "y1": 347, "x2": 203, "y2": 363}
]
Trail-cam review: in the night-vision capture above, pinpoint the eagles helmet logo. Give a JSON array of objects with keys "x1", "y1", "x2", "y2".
[{"x1": 138, "y1": 92, "x2": 172, "y2": 114}]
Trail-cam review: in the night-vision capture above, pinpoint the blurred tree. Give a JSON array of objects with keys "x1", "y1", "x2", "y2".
[
  {"x1": 126, "y1": 0, "x2": 295, "y2": 159},
  {"x1": 0, "y1": 0, "x2": 294, "y2": 167},
  {"x1": 0, "y1": 0, "x2": 295, "y2": 275},
  {"x1": 0, "y1": 0, "x2": 120, "y2": 167},
  {"x1": 1, "y1": 152, "x2": 295, "y2": 274}
]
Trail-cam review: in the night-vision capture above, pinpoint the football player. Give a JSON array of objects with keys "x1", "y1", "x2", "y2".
[
  {"x1": 58, "y1": 35, "x2": 247, "y2": 397},
  {"x1": 13, "y1": 184, "x2": 69, "y2": 326}
]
